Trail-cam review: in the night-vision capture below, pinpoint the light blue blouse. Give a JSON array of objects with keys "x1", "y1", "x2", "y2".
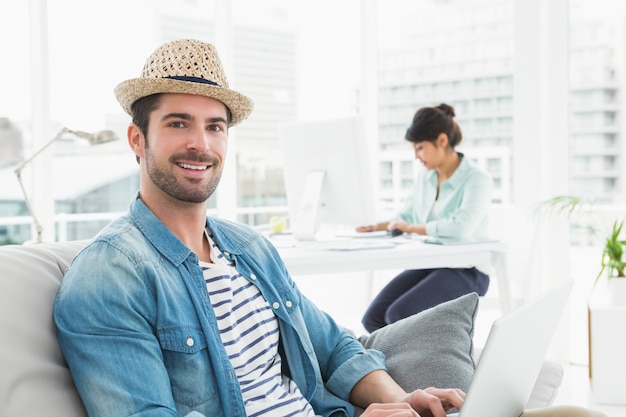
[{"x1": 395, "y1": 153, "x2": 493, "y2": 239}]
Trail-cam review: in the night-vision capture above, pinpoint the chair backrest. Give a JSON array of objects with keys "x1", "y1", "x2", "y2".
[{"x1": 0, "y1": 241, "x2": 88, "y2": 417}]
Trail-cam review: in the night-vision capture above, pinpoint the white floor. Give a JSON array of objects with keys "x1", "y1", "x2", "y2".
[{"x1": 556, "y1": 363, "x2": 626, "y2": 417}]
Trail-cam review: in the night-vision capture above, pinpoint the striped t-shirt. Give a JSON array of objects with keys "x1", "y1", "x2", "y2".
[{"x1": 201, "y1": 233, "x2": 317, "y2": 417}]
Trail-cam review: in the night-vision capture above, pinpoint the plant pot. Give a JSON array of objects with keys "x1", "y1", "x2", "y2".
[{"x1": 608, "y1": 278, "x2": 626, "y2": 306}]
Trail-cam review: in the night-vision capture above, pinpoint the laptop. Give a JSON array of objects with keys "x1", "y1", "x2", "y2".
[{"x1": 450, "y1": 280, "x2": 574, "y2": 417}]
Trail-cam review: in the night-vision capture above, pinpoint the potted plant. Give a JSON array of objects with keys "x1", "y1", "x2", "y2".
[
  {"x1": 535, "y1": 195, "x2": 626, "y2": 305},
  {"x1": 595, "y1": 219, "x2": 626, "y2": 304}
]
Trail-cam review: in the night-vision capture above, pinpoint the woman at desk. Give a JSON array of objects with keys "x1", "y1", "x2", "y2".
[{"x1": 357, "y1": 103, "x2": 493, "y2": 333}]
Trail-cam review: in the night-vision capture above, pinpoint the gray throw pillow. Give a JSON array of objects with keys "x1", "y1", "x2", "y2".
[{"x1": 358, "y1": 292, "x2": 479, "y2": 394}]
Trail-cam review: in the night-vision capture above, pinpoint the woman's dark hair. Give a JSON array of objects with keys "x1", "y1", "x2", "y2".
[{"x1": 404, "y1": 103, "x2": 463, "y2": 149}]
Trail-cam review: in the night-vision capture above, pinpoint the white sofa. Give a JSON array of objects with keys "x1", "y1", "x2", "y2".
[{"x1": 0, "y1": 241, "x2": 564, "y2": 417}]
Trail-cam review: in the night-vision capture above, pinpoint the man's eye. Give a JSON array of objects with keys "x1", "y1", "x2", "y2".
[
  {"x1": 208, "y1": 125, "x2": 224, "y2": 132},
  {"x1": 170, "y1": 121, "x2": 186, "y2": 128}
]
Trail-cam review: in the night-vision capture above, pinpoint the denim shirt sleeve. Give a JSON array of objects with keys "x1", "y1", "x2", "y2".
[
  {"x1": 287, "y1": 285, "x2": 387, "y2": 401},
  {"x1": 54, "y1": 239, "x2": 184, "y2": 416}
]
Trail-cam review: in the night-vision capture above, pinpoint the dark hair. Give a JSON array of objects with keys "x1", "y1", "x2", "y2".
[
  {"x1": 131, "y1": 94, "x2": 163, "y2": 139},
  {"x1": 404, "y1": 103, "x2": 463, "y2": 149},
  {"x1": 129, "y1": 93, "x2": 233, "y2": 163},
  {"x1": 129, "y1": 94, "x2": 163, "y2": 164}
]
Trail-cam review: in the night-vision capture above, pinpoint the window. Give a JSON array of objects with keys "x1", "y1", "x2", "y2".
[{"x1": 2, "y1": 0, "x2": 626, "y2": 248}]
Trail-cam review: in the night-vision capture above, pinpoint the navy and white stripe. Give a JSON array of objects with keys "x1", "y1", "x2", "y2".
[{"x1": 201, "y1": 233, "x2": 316, "y2": 417}]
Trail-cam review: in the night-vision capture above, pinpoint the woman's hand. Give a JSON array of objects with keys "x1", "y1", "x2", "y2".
[
  {"x1": 387, "y1": 221, "x2": 410, "y2": 233},
  {"x1": 387, "y1": 221, "x2": 427, "y2": 235},
  {"x1": 355, "y1": 222, "x2": 389, "y2": 233}
]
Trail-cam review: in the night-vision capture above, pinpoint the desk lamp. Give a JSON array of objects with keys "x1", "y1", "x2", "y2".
[
  {"x1": 0, "y1": 117, "x2": 23, "y2": 168},
  {"x1": 13, "y1": 127, "x2": 119, "y2": 243}
]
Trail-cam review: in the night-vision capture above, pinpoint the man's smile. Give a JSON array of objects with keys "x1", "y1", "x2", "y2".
[{"x1": 177, "y1": 162, "x2": 209, "y2": 171}]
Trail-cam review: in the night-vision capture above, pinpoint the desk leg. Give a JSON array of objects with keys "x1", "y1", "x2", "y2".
[
  {"x1": 366, "y1": 270, "x2": 376, "y2": 303},
  {"x1": 492, "y1": 251, "x2": 512, "y2": 313}
]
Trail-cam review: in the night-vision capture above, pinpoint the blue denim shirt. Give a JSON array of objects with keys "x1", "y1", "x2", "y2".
[{"x1": 54, "y1": 196, "x2": 386, "y2": 417}]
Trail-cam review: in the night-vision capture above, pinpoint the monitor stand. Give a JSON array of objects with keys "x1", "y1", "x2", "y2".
[{"x1": 291, "y1": 170, "x2": 325, "y2": 240}]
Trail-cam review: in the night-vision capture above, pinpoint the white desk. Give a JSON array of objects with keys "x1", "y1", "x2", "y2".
[{"x1": 273, "y1": 237, "x2": 511, "y2": 313}]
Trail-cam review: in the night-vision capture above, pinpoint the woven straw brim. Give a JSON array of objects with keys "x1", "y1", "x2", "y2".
[{"x1": 114, "y1": 78, "x2": 254, "y2": 126}]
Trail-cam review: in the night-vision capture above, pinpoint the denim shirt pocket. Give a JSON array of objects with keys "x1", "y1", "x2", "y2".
[{"x1": 158, "y1": 325, "x2": 219, "y2": 408}]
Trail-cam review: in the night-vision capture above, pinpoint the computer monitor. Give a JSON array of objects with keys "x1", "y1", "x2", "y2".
[{"x1": 278, "y1": 116, "x2": 378, "y2": 240}]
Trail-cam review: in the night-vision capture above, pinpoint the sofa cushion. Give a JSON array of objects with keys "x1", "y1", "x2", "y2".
[
  {"x1": 0, "y1": 241, "x2": 88, "y2": 417},
  {"x1": 526, "y1": 359, "x2": 564, "y2": 409},
  {"x1": 358, "y1": 292, "x2": 479, "y2": 394}
]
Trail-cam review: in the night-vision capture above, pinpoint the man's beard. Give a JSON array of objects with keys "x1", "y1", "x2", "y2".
[{"x1": 145, "y1": 149, "x2": 222, "y2": 203}]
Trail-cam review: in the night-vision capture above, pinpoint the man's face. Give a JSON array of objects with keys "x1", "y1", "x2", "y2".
[{"x1": 134, "y1": 93, "x2": 229, "y2": 204}]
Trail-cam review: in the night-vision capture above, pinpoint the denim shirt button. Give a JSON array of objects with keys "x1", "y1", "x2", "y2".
[
  {"x1": 186, "y1": 337, "x2": 195, "y2": 347},
  {"x1": 272, "y1": 302, "x2": 280, "y2": 309},
  {"x1": 285, "y1": 300, "x2": 293, "y2": 308},
  {"x1": 250, "y1": 273, "x2": 257, "y2": 280}
]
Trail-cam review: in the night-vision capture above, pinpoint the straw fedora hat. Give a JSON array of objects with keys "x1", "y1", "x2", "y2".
[{"x1": 114, "y1": 39, "x2": 254, "y2": 126}]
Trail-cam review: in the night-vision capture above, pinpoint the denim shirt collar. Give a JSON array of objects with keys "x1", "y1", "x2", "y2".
[
  {"x1": 128, "y1": 194, "x2": 251, "y2": 265},
  {"x1": 128, "y1": 195, "x2": 196, "y2": 266}
]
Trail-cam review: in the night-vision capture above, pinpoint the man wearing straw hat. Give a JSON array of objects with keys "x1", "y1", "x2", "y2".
[{"x1": 54, "y1": 39, "x2": 605, "y2": 417}]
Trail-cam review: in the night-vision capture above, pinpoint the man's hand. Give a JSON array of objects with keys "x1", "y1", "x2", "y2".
[
  {"x1": 401, "y1": 387, "x2": 465, "y2": 417},
  {"x1": 360, "y1": 387, "x2": 465, "y2": 417},
  {"x1": 361, "y1": 402, "x2": 418, "y2": 417},
  {"x1": 350, "y1": 370, "x2": 464, "y2": 417}
]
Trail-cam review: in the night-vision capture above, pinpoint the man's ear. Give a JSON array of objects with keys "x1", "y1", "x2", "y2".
[{"x1": 127, "y1": 124, "x2": 145, "y2": 162}]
